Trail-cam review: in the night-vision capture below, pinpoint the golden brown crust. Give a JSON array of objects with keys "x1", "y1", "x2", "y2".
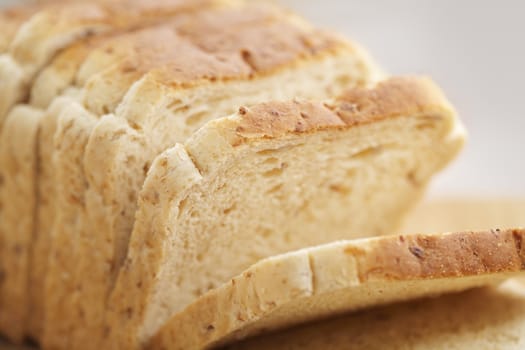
[
  {"x1": 9, "y1": 0, "x2": 225, "y2": 65},
  {"x1": 355, "y1": 229, "x2": 525, "y2": 281},
  {"x1": 108, "y1": 4, "x2": 348, "y2": 89},
  {"x1": 232, "y1": 77, "x2": 452, "y2": 140}
]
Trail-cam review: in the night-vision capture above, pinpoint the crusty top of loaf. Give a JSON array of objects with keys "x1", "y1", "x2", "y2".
[
  {"x1": 8, "y1": 0, "x2": 225, "y2": 64},
  {"x1": 210, "y1": 77, "x2": 453, "y2": 142},
  {"x1": 93, "y1": 3, "x2": 347, "y2": 90}
]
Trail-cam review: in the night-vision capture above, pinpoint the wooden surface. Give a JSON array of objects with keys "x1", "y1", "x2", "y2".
[{"x1": 1, "y1": 198, "x2": 524, "y2": 349}]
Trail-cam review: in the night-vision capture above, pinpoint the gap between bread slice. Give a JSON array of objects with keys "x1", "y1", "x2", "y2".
[
  {"x1": 106, "y1": 76, "x2": 465, "y2": 348},
  {"x1": 150, "y1": 228, "x2": 525, "y2": 349}
]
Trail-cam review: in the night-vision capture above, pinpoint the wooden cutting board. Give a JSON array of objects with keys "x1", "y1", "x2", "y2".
[{"x1": 1, "y1": 198, "x2": 524, "y2": 349}]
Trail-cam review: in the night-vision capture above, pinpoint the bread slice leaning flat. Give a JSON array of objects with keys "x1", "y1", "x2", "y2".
[
  {"x1": 106, "y1": 76, "x2": 464, "y2": 349},
  {"x1": 227, "y1": 278, "x2": 525, "y2": 350},
  {"x1": 150, "y1": 228, "x2": 525, "y2": 350}
]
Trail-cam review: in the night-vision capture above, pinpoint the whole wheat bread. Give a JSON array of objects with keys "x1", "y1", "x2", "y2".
[
  {"x1": 150, "y1": 228, "x2": 525, "y2": 349},
  {"x1": 38, "y1": 4, "x2": 382, "y2": 350},
  {"x1": 40, "y1": 22, "x2": 227, "y2": 350},
  {"x1": 0, "y1": 0, "x2": 227, "y2": 344},
  {"x1": 0, "y1": 1, "x2": 230, "y2": 344},
  {"x1": 105, "y1": 76, "x2": 464, "y2": 349}
]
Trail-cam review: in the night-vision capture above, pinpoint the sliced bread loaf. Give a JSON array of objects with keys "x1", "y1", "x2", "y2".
[
  {"x1": 150, "y1": 228, "x2": 525, "y2": 349},
  {"x1": 0, "y1": 3, "x2": 229, "y2": 343},
  {"x1": 28, "y1": 25, "x2": 179, "y2": 343},
  {"x1": 106, "y1": 76, "x2": 464, "y2": 349},
  {"x1": 227, "y1": 278, "x2": 525, "y2": 350},
  {"x1": 40, "y1": 4, "x2": 381, "y2": 349},
  {"x1": 39, "y1": 15, "x2": 246, "y2": 350}
]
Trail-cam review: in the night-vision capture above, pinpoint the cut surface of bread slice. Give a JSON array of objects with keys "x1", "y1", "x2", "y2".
[
  {"x1": 0, "y1": 0, "x2": 225, "y2": 123},
  {"x1": 0, "y1": 2, "x2": 239, "y2": 345},
  {"x1": 40, "y1": 20, "x2": 236, "y2": 350},
  {"x1": 44, "y1": 4, "x2": 382, "y2": 350},
  {"x1": 0, "y1": 106, "x2": 43, "y2": 342},
  {"x1": 107, "y1": 76, "x2": 464, "y2": 349},
  {"x1": 227, "y1": 278, "x2": 525, "y2": 350},
  {"x1": 29, "y1": 96, "x2": 81, "y2": 343},
  {"x1": 27, "y1": 26, "x2": 172, "y2": 345},
  {"x1": 150, "y1": 228, "x2": 525, "y2": 349}
]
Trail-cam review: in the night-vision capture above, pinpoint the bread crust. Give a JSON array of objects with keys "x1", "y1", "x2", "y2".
[{"x1": 231, "y1": 77, "x2": 452, "y2": 141}]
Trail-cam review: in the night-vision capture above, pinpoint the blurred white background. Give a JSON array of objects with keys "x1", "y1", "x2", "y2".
[{"x1": 1, "y1": 0, "x2": 524, "y2": 197}]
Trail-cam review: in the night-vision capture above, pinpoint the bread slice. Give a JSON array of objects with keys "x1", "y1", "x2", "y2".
[
  {"x1": 38, "y1": 4, "x2": 381, "y2": 350},
  {"x1": 149, "y1": 228, "x2": 525, "y2": 349},
  {"x1": 0, "y1": 106, "x2": 43, "y2": 343},
  {"x1": 0, "y1": 0, "x2": 225, "y2": 123},
  {"x1": 105, "y1": 76, "x2": 464, "y2": 349},
  {"x1": 226, "y1": 278, "x2": 525, "y2": 350},
  {"x1": 29, "y1": 96, "x2": 82, "y2": 343}
]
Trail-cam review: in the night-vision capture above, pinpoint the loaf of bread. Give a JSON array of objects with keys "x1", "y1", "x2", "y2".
[
  {"x1": 227, "y1": 278, "x2": 525, "y2": 350},
  {"x1": 2, "y1": 2, "x2": 520, "y2": 350},
  {"x1": 0, "y1": 0, "x2": 381, "y2": 347},
  {"x1": 105, "y1": 76, "x2": 464, "y2": 349},
  {"x1": 70, "y1": 9, "x2": 380, "y2": 350}
]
